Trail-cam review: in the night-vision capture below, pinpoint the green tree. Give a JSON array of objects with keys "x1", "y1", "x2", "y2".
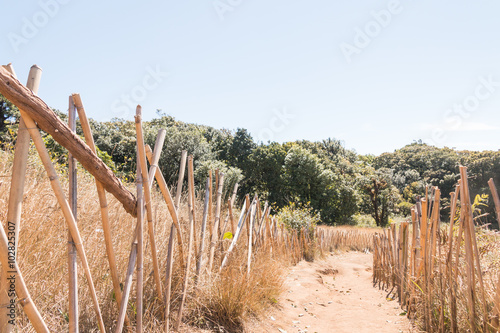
[{"x1": 358, "y1": 167, "x2": 402, "y2": 227}]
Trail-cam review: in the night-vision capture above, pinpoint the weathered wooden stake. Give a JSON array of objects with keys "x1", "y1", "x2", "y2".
[{"x1": 68, "y1": 95, "x2": 79, "y2": 333}]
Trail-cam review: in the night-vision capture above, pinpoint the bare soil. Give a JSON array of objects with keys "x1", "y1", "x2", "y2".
[{"x1": 248, "y1": 252, "x2": 414, "y2": 333}]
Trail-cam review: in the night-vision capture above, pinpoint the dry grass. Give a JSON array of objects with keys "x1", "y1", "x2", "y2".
[
  {"x1": 0, "y1": 148, "x2": 293, "y2": 332},
  {"x1": 317, "y1": 226, "x2": 378, "y2": 253}
]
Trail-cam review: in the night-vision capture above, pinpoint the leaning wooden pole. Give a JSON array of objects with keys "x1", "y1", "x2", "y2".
[
  {"x1": 115, "y1": 229, "x2": 139, "y2": 333},
  {"x1": 0, "y1": 64, "x2": 42, "y2": 333},
  {"x1": 72, "y1": 93, "x2": 129, "y2": 325},
  {"x1": 135, "y1": 106, "x2": 163, "y2": 299},
  {"x1": 0, "y1": 66, "x2": 137, "y2": 216},
  {"x1": 220, "y1": 199, "x2": 250, "y2": 270},
  {"x1": 145, "y1": 145, "x2": 184, "y2": 265},
  {"x1": 68, "y1": 96, "x2": 79, "y2": 333},
  {"x1": 19, "y1": 109, "x2": 106, "y2": 332},
  {"x1": 147, "y1": 129, "x2": 167, "y2": 189}
]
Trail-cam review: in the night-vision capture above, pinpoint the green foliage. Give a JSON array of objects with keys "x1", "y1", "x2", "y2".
[
  {"x1": 276, "y1": 202, "x2": 320, "y2": 234},
  {"x1": 281, "y1": 145, "x2": 357, "y2": 225},
  {"x1": 2, "y1": 97, "x2": 500, "y2": 230},
  {"x1": 0, "y1": 94, "x2": 20, "y2": 145}
]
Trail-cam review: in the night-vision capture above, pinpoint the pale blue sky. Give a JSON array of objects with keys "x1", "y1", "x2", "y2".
[{"x1": 2, "y1": 1, "x2": 500, "y2": 155}]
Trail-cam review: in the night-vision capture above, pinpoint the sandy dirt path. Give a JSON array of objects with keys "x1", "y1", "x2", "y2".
[{"x1": 249, "y1": 252, "x2": 413, "y2": 333}]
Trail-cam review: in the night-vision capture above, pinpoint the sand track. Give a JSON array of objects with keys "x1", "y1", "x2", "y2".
[{"x1": 250, "y1": 252, "x2": 413, "y2": 333}]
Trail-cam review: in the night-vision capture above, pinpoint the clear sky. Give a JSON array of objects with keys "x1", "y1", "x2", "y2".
[{"x1": 2, "y1": 1, "x2": 500, "y2": 155}]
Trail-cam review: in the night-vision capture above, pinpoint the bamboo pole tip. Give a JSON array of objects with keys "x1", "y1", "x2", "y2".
[{"x1": 135, "y1": 105, "x2": 142, "y2": 122}]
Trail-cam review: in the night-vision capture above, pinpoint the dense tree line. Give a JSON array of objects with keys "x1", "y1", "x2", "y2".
[{"x1": 1, "y1": 100, "x2": 499, "y2": 227}]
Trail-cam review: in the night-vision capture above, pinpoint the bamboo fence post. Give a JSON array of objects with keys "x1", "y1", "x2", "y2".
[
  {"x1": 164, "y1": 150, "x2": 187, "y2": 333},
  {"x1": 231, "y1": 183, "x2": 239, "y2": 205},
  {"x1": 175, "y1": 151, "x2": 188, "y2": 210},
  {"x1": 229, "y1": 200, "x2": 235, "y2": 235},
  {"x1": 135, "y1": 106, "x2": 163, "y2": 299},
  {"x1": 256, "y1": 202, "x2": 268, "y2": 241},
  {"x1": 72, "y1": 94, "x2": 131, "y2": 325},
  {"x1": 195, "y1": 178, "x2": 210, "y2": 285},
  {"x1": 215, "y1": 170, "x2": 220, "y2": 237},
  {"x1": 460, "y1": 166, "x2": 488, "y2": 331},
  {"x1": 459, "y1": 168, "x2": 477, "y2": 331},
  {"x1": 244, "y1": 195, "x2": 251, "y2": 240},
  {"x1": 115, "y1": 229, "x2": 139, "y2": 333},
  {"x1": 136, "y1": 152, "x2": 144, "y2": 333},
  {"x1": 220, "y1": 199, "x2": 249, "y2": 270},
  {"x1": 247, "y1": 196, "x2": 257, "y2": 275},
  {"x1": 0, "y1": 66, "x2": 137, "y2": 216},
  {"x1": 147, "y1": 129, "x2": 167, "y2": 188},
  {"x1": 19, "y1": 110, "x2": 106, "y2": 332},
  {"x1": 0, "y1": 64, "x2": 42, "y2": 333},
  {"x1": 447, "y1": 185, "x2": 460, "y2": 333},
  {"x1": 488, "y1": 178, "x2": 500, "y2": 223},
  {"x1": 208, "y1": 173, "x2": 225, "y2": 273},
  {"x1": 453, "y1": 181, "x2": 465, "y2": 330},
  {"x1": 175, "y1": 156, "x2": 196, "y2": 331},
  {"x1": 208, "y1": 170, "x2": 213, "y2": 239},
  {"x1": 220, "y1": 182, "x2": 238, "y2": 240},
  {"x1": 68, "y1": 96, "x2": 79, "y2": 333},
  {"x1": 190, "y1": 159, "x2": 198, "y2": 262}
]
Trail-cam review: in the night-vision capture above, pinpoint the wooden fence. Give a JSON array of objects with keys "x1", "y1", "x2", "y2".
[
  {"x1": 373, "y1": 166, "x2": 500, "y2": 332},
  {"x1": 0, "y1": 63, "x2": 323, "y2": 332}
]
